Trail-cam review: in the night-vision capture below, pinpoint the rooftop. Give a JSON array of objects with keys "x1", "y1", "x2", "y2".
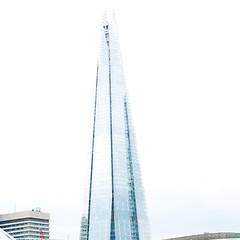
[
  {"x1": 0, "y1": 210, "x2": 49, "y2": 221},
  {"x1": 165, "y1": 233, "x2": 240, "y2": 240}
]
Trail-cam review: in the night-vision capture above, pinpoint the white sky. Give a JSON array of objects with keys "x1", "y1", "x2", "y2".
[{"x1": 1, "y1": 1, "x2": 240, "y2": 240}]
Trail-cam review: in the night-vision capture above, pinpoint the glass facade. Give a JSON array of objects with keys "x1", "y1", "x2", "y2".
[{"x1": 80, "y1": 10, "x2": 150, "y2": 240}]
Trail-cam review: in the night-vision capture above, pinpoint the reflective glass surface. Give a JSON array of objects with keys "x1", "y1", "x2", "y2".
[{"x1": 80, "y1": 10, "x2": 151, "y2": 240}]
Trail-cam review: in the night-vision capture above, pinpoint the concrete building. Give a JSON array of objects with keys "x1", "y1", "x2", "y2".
[
  {"x1": 165, "y1": 232, "x2": 240, "y2": 240},
  {"x1": 0, "y1": 209, "x2": 49, "y2": 240}
]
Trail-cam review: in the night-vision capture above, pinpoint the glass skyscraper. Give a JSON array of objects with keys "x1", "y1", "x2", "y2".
[{"x1": 80, "y1": 10, "x2": 150, "y2": 240}]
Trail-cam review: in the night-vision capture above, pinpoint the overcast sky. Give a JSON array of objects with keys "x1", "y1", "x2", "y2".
[{"x1": 1, "y1": 1, "x2": 240, "y2": 240}]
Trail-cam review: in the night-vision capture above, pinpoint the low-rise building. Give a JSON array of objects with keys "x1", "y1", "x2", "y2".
[
  {"x1": 165, "y1": 232, "x2": 240, "y2": 240},
  {"x1": 0, "y1": 209, "x2": 50, "y2": 240}
]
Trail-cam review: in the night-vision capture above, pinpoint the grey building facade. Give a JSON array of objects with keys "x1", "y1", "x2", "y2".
[{"x1": 0, "y1": 210, "x2": 50, "y2": 240}]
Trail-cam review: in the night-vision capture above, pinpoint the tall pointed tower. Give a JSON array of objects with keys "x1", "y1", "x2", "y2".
[{"x1": 80, "y1": 10, "x2": 150, "y2": 240}]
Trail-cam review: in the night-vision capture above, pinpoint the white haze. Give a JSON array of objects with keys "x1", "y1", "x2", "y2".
[{"x1": 0, "y1": 1, "x2": 240, "y2": 240}]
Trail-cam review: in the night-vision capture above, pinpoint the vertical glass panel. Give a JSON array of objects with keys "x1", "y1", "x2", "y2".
[
  {"x1": 109, "y1": 23, "x2": 132, "y2": 240},
  {"x1": 87, "y1": 24, "x2": 112, "y2": 240}
]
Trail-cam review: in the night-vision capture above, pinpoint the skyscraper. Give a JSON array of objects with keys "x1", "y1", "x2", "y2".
[{"x1": 80, "y1": 10, "x2": 150, "y2": 240}]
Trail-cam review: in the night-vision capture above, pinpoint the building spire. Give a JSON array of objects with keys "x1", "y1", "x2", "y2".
[
  {"x1": 102, "y1": 7, "x2": 116, "y2": 25},
  {"x1": 80, "y1": 9, "x2": 151, "y2": 240}
]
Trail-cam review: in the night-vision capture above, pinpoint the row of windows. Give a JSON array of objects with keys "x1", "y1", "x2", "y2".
[
  {"x1": 29, "y1": 236, "x2": 49, "y2": 238},
  {"x1": 1, "y1": 222, "x2": 49, "y2": 229},
  {"x1": 29, "y1": 227, "x2": 49, "y2": 231},
  {"x1": 11, "y1": 231, "x2": 28, "y2": 235},
  {"x1": 0, "y1": 223, "x2": 28, "y2": 228},
  {"x1": 29, "y1": 231, "x2": 49, "y2": 235},
  {"x1": 14, "y1": 235, "x2": 49, "y2": 240},
  {"x1": 0, "y1": 218, "x2": 49, "y2": 225},
  {"x1": 8, "y1": 231, "x2": 49, "y2": 236},
  {"x1": 5, "y1": 227, "x2": 28, "y2": 231},
  {"x1": 4, "y1": 227, "x2": 49, "y2": 233},
  {"x1": 29, "y1": 223, "x2": 49, "y2": 227}
]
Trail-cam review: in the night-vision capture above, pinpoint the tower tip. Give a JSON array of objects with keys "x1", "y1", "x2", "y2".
[{"x1": 102, "y1": 7, "x2": 116, "y2": 25}]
